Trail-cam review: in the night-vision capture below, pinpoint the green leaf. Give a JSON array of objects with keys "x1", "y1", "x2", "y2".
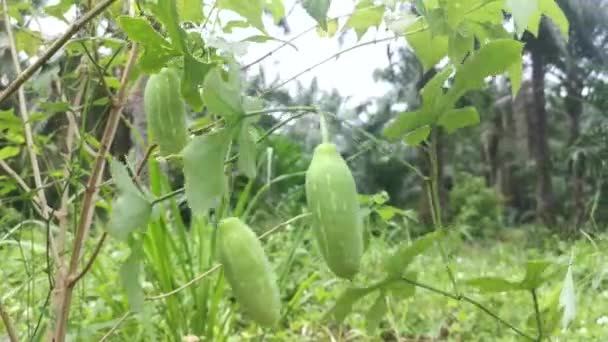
[
  {"x1": 326, "y1": 287, "x2": 373, "y2": 322},
  {"x1": 117, "y1": 16, "x2": 178, "y2": 73},
  {"x1": 177, "y1": 0, "x2": 203, "y2": 23},
  {"x1": 437, "y1": 106, "x2": 480, "y2": 133},
  {"x1": 218, "y1": 0, "x2": 266, "y2": 33},
  {"x1": 238, "y1": 120, "x2": 257, "y2": 179},
  {"x1": 403, "y1": 125, "x2": 431, "y2": 146},
  {"x1": 384, "y1": 272, "x2": 417, "y2": 299},
  {"x1": 106, "y1": 160, "x2": 152, "y2": 241},
  {"x1": 374, "y1": 205, "x2": 407, "y2": 221},
  {"x1": 559, "y1": 262, "x2": 576, "y2": 329},
  {"x1": 366, "y1": 294, "x2": 387, "y2": 333},
  {"x1": 519, "y1": 260, "x2": 552, "y2": 290},
  {"x1": 526, "y1": 0, "x2": 569, "y2": 39},
  {"x1": 420, "y1": 67, "x2": 452, "y2": 108},
  {"x1": 120, "y1": 246, "x2": 144, "y2": 312},
  {"x1": 384, "y1": 231, "x2": 441, "y2": 277},
  {"x1": 539, "y1": 0, "x2": 569, "y2": 39},
  {"x1": 14, "y1": 30, "x2": 43, "y2": 56},
  {"x1": 0, "y1": 146, "x2": 20, "y2": 160},
  {"x1": 44, "y1": 0, "x2": 74, "y2": 21},
  {"x1": 448, "y1": 29, "x2": 474, "y2": 64},
  {"x1": 406, "y1": 19, "x2": 448, "y2": 71},
  {"x1": 182, "y1": 54, "x2": 212, "y2": 111},
  {"x1": 466, "y1": 276, "x2": 522, "y2": 293},
  {"x1": 223, "y1": 20, "x2": 250, "y2": 33},
  {"x1": 505, "y1": 0, "x2": 538, "y2": 37},
  {"x1": 343, "y1": 1, "x2": 385, "y2": 40},
  {"x1": 449, "y1": 39, "x2": 523, "y2": 101},
  {"x1": 508, "y1": 54, "x2": 523, "y2": 96},
  {"x1": 149, "y1": 0, "x2": 188, "y2": 52},
  {"x1": 203, "y1": 67, "x2": 245, "y2": 120},
  {"x1": 266, "y1": 0, "x2": 286, "y2": 24},
  {"x1": 384, "y1": 111, "x2": 432, "y2": 141},
  {"x1": 182, "y1": 129, "x2": 232, "y2": 215},
  {"x1": 302, "y1": 0, "x2": 330, "y2": 30}
]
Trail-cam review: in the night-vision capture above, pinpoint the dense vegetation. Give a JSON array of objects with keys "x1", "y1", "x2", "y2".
[{"x1": 0, "y1": 0, "x2": 607, "y2": 341}]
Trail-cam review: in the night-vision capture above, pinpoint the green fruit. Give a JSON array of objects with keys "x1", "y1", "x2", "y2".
[
  {"x1": 305, "y1": 143, "x2": 363, "y2": 279},
  {"x1": 218, "y1": 217, "x2": 280, "y2": 326},
  {"x1": 144, "y1": 68, "x2": 189, "y2": 156}
]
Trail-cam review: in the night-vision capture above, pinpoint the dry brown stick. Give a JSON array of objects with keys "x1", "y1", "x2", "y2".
[
  {"x1": 2, "y1": 0, "x2": 49, "y2": 220},
  {"x1": 56, "y1": 72, "x2": 89, "y2": 272},
  {"x1": 51, "y1": 44, "x2": 139, "y2": 342},
  {"x1": 0, "y1": 301, "x2": 17, "y2": 342},
  {"x1": 71, "y1": 141, "x2": 157, "y2": 285},
  {"x1": 0, "y1": 0, "x2": 118, "y2": 104},
  {"x1": 69, "y1": 232, "x2": 107, "y2": 286}
]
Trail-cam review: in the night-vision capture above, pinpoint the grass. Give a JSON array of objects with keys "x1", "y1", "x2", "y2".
[{"x1": 1, "y1": 209, "x2": 606, "y2": 341}]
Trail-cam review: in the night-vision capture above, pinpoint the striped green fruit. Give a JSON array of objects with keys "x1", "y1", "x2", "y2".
[
  {"x1": 144, "y1": 68, "x2": 189, "y2": 156},
  {"x1": 218, "y1": 217, "x2": 280, "y2": 326},
  {"x1": 305, "y1": 143, "x2": 363, "y2": 279}
]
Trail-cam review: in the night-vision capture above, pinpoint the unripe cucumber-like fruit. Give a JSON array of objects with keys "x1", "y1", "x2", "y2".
[
  {"x1": 305, "y1": 143, "x2": 363, "y2": 279},
  {"x1": 218, "y1": 217, "x2": 280, "y2": 326},
  {"x1": 144, "y1": 68, "x2": 189, "y2": 156}
]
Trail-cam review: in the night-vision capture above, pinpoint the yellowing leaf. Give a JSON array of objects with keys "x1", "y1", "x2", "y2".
[
  {"x1": 177, "y1": 0, "x2": 203, "y2": 23},
  {"x1": 0, "y1": 146, "x2": 20, "y2": 160},
  {"x1": 316, "y1": 18, "x2": 338, "y2": 37},
  {"x1": 343, "y1": 1, "x2": 385, "y2": 40}
]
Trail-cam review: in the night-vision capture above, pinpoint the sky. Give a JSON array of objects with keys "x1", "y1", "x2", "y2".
[{"x1": 34, "y1": 0, "x2": 404, "y2": 107}]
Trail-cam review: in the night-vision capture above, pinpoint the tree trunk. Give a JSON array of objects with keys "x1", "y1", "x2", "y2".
[
  {"x1": 530, "y1": 51, "x2": 556, "y2": 226},
  {"x1": 564, "y1": 67, "x2": 585, "y2": 227}
]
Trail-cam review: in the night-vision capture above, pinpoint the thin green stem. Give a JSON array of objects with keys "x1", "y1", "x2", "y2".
[
  {"x1": 532, "y1": 289, "x2": 543, "y2": 341},
  {"x1": 426, "y1": 128, "x2": 459, "y2": 295},
  {"x1": 322, "y1": 111, "x2": 425, "y2": 180},
  {"x1": 151, "y1": 188, "x2": 185, "y2": 206},
  {"x1": 259, "y1": 212, "x2": 312, "y2": 239},
  {"x1": 399, "y1": 277, "x2": 535, "y2": 341},
  {"x1": 244, "y1": 106, "x2": 318, "y2": 118},
  {"x1": 319, "y1": 112, "x2": 330, "y2": 143},
  {"x1": 263, "y1": 24, "x2": 425, "y2": 94}
]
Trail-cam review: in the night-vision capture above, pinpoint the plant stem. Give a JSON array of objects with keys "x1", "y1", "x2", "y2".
[
  {"x1": 532, "y1": 289, "x2": 543, "y2": 341},
  {"x1": 243, "y1": 106, "x2": 317, "y2": 118},
  {"x1": 319, "y1": 112, "x2": 330, "y2": 143},
  {"x1": 151, "y1": 188, "x2": 185, "y2": 206},
  {"x1": 146, "y1": 264, "x2": 223, "y2": 301},
  {"x1": 259, "y1": 212, "x2": 312, "y2": 239},
  {"x1": 399, "y1": 277, "x2": 535, "y2": 341},
  {"x1": 0, "y1": 301, "x2": 18, "y2": 342},
  {"x1": 427, "y1": 128, "x2": 459, "y2": 295},
  {"x1": 2, "y1": 0, "x2": 50, "y2": 222},
  {"x1": 51, "y1": 44, "x2": 139, "y2": 342},
  {"x1": 0, "y1": 0, "x2": 118, "y2": 103}
]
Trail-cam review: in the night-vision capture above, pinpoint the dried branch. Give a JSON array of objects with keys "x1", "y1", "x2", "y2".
[
  {"x1": 0, "y1": 301, "x2": 18, "y2": 342},
  {"x1": 2, "y1": 0, "x2": 49, "y2": 220},
  {"x1": 51, "y1": 44, "x2": 139, "y2": 342},
  {"x1": 0, "y1": 0, "x2": 118, "y2": 104}
]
